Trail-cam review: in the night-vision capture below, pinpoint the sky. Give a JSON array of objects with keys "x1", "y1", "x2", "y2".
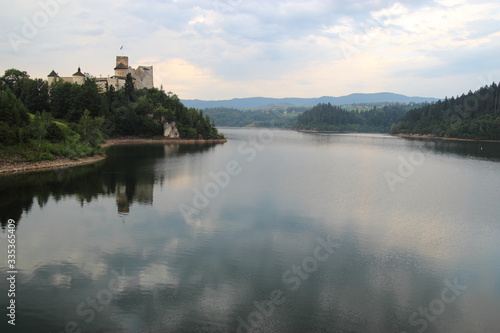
[{"x1": 1, "y1": 0, "x2": 500, "y2": 100}]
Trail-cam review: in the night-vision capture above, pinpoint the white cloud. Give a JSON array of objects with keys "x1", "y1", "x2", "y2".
[{"x1": 1, "y1": 0, "x2": 500, "y2": 99}]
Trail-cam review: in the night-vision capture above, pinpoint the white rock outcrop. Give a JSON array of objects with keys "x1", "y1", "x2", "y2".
[{"x1": 164, "y1": 121, "x2": 180, "y2": 138}]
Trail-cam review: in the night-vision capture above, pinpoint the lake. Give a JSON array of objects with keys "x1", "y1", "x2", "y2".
[{"x1": 1, "y1": 128, "x2": 500, "y2": 333}]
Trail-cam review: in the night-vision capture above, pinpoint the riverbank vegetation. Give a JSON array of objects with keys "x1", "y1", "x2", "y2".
[{"x1": 0, "y1": 68, "x2": 224, "y2": 163}]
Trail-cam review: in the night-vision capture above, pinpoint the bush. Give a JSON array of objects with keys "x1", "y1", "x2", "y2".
[
  {"x1": 0, "y1": 121, "x2": 18, "y2": 145},
  {"x1": 45, "y1": 122, "x2": 65, "y2": 142},
  {"x1": 179, "y1": 127, "x2": 197, "y2": 139},
  {"x1": 59, "y1": 122, "x2": 80, "y2": 142}
]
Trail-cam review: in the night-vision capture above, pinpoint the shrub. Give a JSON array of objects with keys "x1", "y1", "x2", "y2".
[
  {"x1": 0, "y1": 121, "x2": 18, "y2": 145},
  {"x1": 46, "y1": 122, "x2": 65, "y2": 142}
]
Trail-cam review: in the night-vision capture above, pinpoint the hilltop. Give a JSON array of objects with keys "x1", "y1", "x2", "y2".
[{"x1": 182, "y1": 93, "x2": 438, "y2": 109}]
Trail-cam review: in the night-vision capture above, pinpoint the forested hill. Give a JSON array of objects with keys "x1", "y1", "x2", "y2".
[
  {"x1": 0, "y1": 68, "x2": 223, "y2": 141},
  {"x1": 182, "y1": 93, "x2": 438, "y2": 109},
  {"x1": 292, "y1": 103, "x2": 418, "y2": 133},
  {"x1": 0, "y1": 68, "x2": 223, "y2": 162},
  {"x1": 390, "y1": 83, "x2": 500, "y2": 140}
]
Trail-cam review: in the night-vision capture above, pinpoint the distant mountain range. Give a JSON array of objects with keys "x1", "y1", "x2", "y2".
[{"x1": 181, "y1": 93, "x2": 439, "y2": 110}]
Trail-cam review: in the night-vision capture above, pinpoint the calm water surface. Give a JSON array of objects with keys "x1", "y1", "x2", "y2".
[{"x1": 1, "y1": 128, "x2": 500, "y2": 333}]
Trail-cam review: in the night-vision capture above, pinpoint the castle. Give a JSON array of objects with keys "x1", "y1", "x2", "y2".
[{"x1": 47, "y1": 56, "x2": 154, "y2": 91}]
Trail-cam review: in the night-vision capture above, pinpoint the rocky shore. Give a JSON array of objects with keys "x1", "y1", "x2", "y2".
[{"x1": 0, "y1": 155, "x2": 107, "y2": 175}]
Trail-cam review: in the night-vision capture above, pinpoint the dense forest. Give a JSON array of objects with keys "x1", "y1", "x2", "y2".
[
  {"x1": 390, "y1": 83, "x2": 500, "y2": 140},
  {"x1": 292, "y1": 103, "x2": 419, "y2": 132},
  {"x1": 0, "y1": 69, "x2": 223, "y2": 161},
  {"x1": 202, "y1": 107, "x2": 307, "y2": 128}
]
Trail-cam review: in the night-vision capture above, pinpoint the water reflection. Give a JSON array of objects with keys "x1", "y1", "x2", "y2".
[
  {"x1": 399, "y1": 137, "x2": 500, "y2": 161},
  {"x1": 0, "y1": 143, "x2": 222, "y2": 227},
  {"x1": 0, "y1": 131, "x2": 499, "y2": 332},
  {"x1": 303, "y1": 132, "x2": 500, "y2": 161}
]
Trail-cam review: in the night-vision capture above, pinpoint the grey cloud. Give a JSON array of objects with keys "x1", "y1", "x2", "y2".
[{"x1": 392, "y1": 44, "x2": 500, "y2": 80}]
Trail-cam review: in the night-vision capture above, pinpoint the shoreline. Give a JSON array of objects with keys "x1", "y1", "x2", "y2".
[
  {"x1": 102, "y1": 137, "x2": 227, "y2": 147},
  {"x1": 391, "y1": 133, "x2": 500, "y2": 143},
  {"x1": 295, "y1": 129, "x2": 350, "y2": 134},
  {"x1": 0, "y1": 137, "x2": 227, "y2": 176},
  {"x1": 0, "y1": 155, "x2": 107, "y2": 176},
  {"x1": 296, "y1": 129, "x2": 500, "y2": 143}
]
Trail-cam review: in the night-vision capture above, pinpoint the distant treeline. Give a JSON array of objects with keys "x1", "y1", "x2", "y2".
[
  {"x1": 390, "y1": 83, "x2": 500, "y2": 140},
  {"x1": 202, "y1": 107, "x2": 308, "y2": 128},
  {"x1": 292, "y1": 103, "x2": 420, "y2": 132}
]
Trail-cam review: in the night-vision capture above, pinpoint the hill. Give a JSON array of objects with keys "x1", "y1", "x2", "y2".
[
  {"x1": 182, "y1": 93, "x2": 438, "y2": 109},
  {"x1": 390, "y1": 83, "x2": 500, "y2": 140},
  {"x1": 0, "y1": 68, "x2": 224, "y2": 163},
  {"x1": 202, "y1": 107, "x2": 306, "y2": 128},
  {"x1": 292, "y1": 103, "x2": 419, "y2": 133}
]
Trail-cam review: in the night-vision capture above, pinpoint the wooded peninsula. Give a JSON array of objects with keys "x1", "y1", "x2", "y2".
[{"x1": 0, "y1": 68, "x2": 225, "y2": 168}]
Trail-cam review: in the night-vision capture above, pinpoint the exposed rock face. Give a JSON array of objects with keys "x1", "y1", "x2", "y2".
[{"x1": 164, "y1": 121, "x2": 180, "y2": 138}]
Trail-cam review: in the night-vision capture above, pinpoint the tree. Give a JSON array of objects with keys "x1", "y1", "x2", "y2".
[
  {"x1": 81, "y1": 78, "x2": 102, "y2": 117},
  {"x1": 0, "y1": 89, "x2": 30, "y2": 127},
  {"x1": 78, "y1": 109, "x2": 104, "y2": 147},
  {"x1": 1, "y1": 69, "x2": 29, "y2": 97},
  {"x1": 49, "y1": 81, "x2": 73, "y2": 119},
  {"x1": 0, "y1": 89, "x2": 30, "y2": 145},
  {"x1": 30, "y1": 111, "x2": 52, "y2": 150},
  {"x1": 45, "y1": 122, "x2": 65, "y2": 142},
  {"x1": 106, "y1": 84, "x2": 116, "y2": 113},
  {"x1": 392, "y1": 82, "x2": 500, "y2": 140},
  {"x1": 124, "y1": 73, "x2": 136, "y2": 102},
  {"x1": 19, "y1": 78, "x2": 50, "y2": 113}
]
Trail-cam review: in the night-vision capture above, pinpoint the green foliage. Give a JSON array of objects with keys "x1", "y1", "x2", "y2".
[
  {"x1": 78, "y1": 109, "x2": 105, "y2": 147},
  {"x1": 18, "y1": 78, "x2": 49, "y2": 113},
  {"x1": 0, "y1": 121, "x2": 18, "y2": 145},
  {"x1": 124, "y1": 73, "x2": 136, "y2": 102},
  {"x1": 81, "y1": 78, "x2": 102, "y2": 117},
  {"x1": 0, "y1": 88, "x2": 104, "y2": 161},
  {"x1": 48, "y1": 81, "x2": 73, "y2": 118},
  {"x1": 1, "y1": 69, "x2": 29, "y2": 96},
  {"x1": 28, "y1": 111, "x2": 52, "y2": 150},
  {"x1": 0, "y1": 89, "x2": 30, "y2": 127},
  {"x1": 48, "y1": 78, "x2": 107, "y2": 121},
  {"x1": 391, "y1": 83, "x2": 500, "y2": 140},
  {"x1": 179, "y1": 126, "x2": 197, "y2": 139},
  {"x1": 104, "y1": 88, "x2": 223, "y2": 139},
  {"x1": 293, "y1": 103, "x2": 414, "y2": 132},
  {"x1": 1, "y1": 68, "x2": 223, "y2": 149},
  {"x1": 0, "y1": 89, "x2": 30, "y2": 145},
  {"x1": 45, "y1": 122, "x2": 65, "y2": 142},
  {"x1": 202, "y1": 107, "x2": 305, "y2": 128}
]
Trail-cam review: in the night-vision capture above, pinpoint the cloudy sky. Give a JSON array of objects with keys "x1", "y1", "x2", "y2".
[{"x1": 1, "y1": 0, "x2": 500, "y2": 100}]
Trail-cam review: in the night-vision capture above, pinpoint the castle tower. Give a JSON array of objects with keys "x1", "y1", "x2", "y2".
[
  {"x1": 72, "y1": 67, "x2": 85, "y2": 85},
  {"x1": 114, "y1": 56, "x2": 129, "y2": 78},
  {"x1": 47, "y1": 70, "x2": 59, "y2": 85}
]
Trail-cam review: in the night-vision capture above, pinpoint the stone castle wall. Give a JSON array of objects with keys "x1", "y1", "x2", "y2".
[
  {"x1": 116, "y1": 56, "x2": 129, "y2": 67},
  {"x1": 129, "y1": 66, "x2": 154, "y2": 89}
]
